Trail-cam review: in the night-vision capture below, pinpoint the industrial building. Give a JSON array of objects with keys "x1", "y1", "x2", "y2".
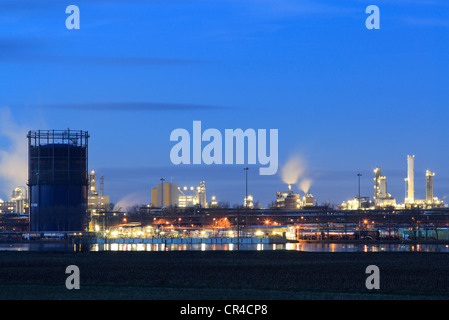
[
  {"x1": 210, "y1": 195, "x2": 218, "y2": 208},
  {"x1": 87, "y1": 170, "x2": 110, "y2": 213},
  {"x1": 402, "y1": 156, "x2": 443, "y2": 208},
  {"x1": 0, "y1": 199, "x2": 15, "y2": 214},
  {"x1": 178, "y1": 186, "x2": 197, "y2": 207},
  {"x1": 0, "y1": 187, "x2": 28, "y2": 214},
  {"x1": 11, "y1": 187, "x2": 28, "y2": 215},
  {"x1": 339, "y1": 197, "x2": 371, "y2": 210},
  {"x1": 412, "y1": 170, "x2": 444, "y2": 209},
  {"x1": 275, "y1": 184, "x2": 316, "y2": 210},
  {"x1": 244, "y1": 195, "x2": 254, "y2": 209},
  {"x1": 151, "y1": 181, "x2": 179, "y2": 207},
  {"x1": 372, "y1": 167, "x2": 396, "y2": 208},
  {"x1": 178, "y1": 181, "x2": 207, "y2": 208},
  {"x1": 27, "y1": 129, "x2": 89, "y2": 231},
  {"x1": 275, "y1": 184, "x2": 301, "y2": 209},
  {"x1": 150, "y1": 180, "x2": 210, "y2": 208}
]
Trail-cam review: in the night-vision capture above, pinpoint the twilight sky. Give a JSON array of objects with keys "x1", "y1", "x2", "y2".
[{"x1": 0, "y1": 0, "x2": 448, "y2": 208}]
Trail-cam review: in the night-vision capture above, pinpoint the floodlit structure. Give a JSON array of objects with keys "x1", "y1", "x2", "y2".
[
  {"x1": 198, "y1": 181, "x2": 207, "y2": 208},
  {"x1": 0, "y1": 188, "x2": 29, "y2": 214},
  {"x1": 11, "y1": 187, "x2": 27, "y2": 214},
  {"x1": 244, "y1": 195, "x2": 254, "y2": 209},
  {"x1": 373, "y1": 167, "x2": 382, "y2": 202},
  {"x1": 28, "y1": 129, "x2": 89, "y2": 231},
  {"x1": 87, "y1": 171, "x2": 110, "y2": 214},
  {"x1": 415, "y1": 170, "x2": 444, "y2": 208},
  {"x1": 178, "y1": 181, "x2": 208, "y2": 208},
  {"x1": 0, "y1": 199, "x2": 15, "y2": 213},
  {"x1": 339, "y1": 197, "x2": 371, "y2": 210},
  {"x1": 405, "y1": 155, "x2": 415, "y2": 204},
  {"x1": 371, "y1": 168, "x2": 396, "y2": 207},
  {"x1": 276, "y1": 184, "x2": 301, "y2": 209},
  {"x1": 303, "y1": 193, "x2": 314, "y2": 207},
  {"x1": 210, "y1": 195, "x2": 218, "y2": 208}
]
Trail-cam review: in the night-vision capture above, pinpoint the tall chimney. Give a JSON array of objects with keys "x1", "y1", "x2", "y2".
[
  {"x1": 426, "y1": 170, "x2": 434, "y2": 203},
  {"x1": 406, "y1": 155, "x2": 415, "y2": 203}
]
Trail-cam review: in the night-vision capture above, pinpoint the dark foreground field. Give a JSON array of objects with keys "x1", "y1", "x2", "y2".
[{"x1": 0, "y1": 250, "x2": 448, "y2": 300}]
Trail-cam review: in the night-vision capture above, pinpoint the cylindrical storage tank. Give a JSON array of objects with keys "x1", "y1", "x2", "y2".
[{"x1": 27, "y1": 130, "x2": 89, "y2": 232}]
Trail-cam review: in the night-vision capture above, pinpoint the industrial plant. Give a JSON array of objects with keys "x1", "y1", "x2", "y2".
[
  {"x1": 0, "y1": 131, "x2": 449, "y2": 247},
  {"x1": 340, "y1": 155, "x2": 444, "y2": 210}
]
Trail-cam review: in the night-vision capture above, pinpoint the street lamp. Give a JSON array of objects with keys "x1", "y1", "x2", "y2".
[{"x1": 244, "y1": 167, "x2": 249, "y2": 209}]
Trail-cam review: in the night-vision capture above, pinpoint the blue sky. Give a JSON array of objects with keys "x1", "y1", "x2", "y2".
[{"x1": 0, "y1": 0, "x2": 448, "y2": 207}]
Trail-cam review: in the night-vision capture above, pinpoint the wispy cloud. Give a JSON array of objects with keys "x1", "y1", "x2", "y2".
[
  {"x1": 0, "y1": 37, "x2": 203, "y2": 66},
  {"x1": 238, "y1": 0, "x2": 357, "y2": 19},
  {"x1": 401, "y1": 17, "x2": 449, "y2": 28},
  {"x1": 35, "y1": 101, "x2": 227, "y2": 111},
  {"x1": 0, "y1": 52, "x2": 202, "y2": 66}
]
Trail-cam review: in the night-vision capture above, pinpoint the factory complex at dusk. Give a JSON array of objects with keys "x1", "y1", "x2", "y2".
[{"x1": 0, "y1": 129, "x2": 449, "y2": 246}]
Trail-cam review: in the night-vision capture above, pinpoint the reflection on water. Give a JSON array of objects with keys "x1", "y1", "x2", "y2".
[{"x1": 1, "y1": 242, "x2": 449, "y2": 252}]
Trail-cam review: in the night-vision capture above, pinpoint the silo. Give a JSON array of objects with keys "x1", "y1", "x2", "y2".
[{"x1": 27, "y1": 130, "x2": 89, "y2": 232}]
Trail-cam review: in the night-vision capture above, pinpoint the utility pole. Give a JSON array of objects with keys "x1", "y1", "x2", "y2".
[
  {"x1": 160, "y1": 178, "x2": 165, "y2": 208},
  {"x1": 244, "y1": 167, "x2": 249, "y2": 209},
  {"x1": 357, "y1": 173, "x2": 362, "y2": 210},
  {"x1": 239, "y1": 167, "x2": 249, "y2": 251},
  {"x1": 100, "y1": 176, "x2": 104, "y2": 196}
]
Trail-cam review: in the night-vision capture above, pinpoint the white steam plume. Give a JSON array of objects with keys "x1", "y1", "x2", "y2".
[
  {"x1": 0, "y1": 109, "x2": 29, "y2": 198},
  {"x1": 299, "y1": 178, "x2": 313, "y2": 194},
  {"x1": 113, "y1": 191, "x2": 147, "y2": 212},
  {"x1": 280, "y1": 155, "x2": 306, "y2": 185}
]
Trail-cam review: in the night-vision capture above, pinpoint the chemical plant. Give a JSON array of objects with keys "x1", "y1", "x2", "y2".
[
  {"x1": 340, "y1": 155, "x2": 444, "y2": 210},
  {"x1": 1, "y1": 130, "x2": 449, "y2": 246}
]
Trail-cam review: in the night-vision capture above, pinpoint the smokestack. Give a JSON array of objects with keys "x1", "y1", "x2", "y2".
[
  {"x1": 406, "y1": 155, "x2": 415, "y2": 203},
  {"x1": 288, "y1": 184, "x2": 292, "y2": 192},
  {"x1": 426, "y1": 170, "x2": 434, "y2": 203},
  {"x1": 373, "y1": 167, "x2": 382, "y2": 202}
]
